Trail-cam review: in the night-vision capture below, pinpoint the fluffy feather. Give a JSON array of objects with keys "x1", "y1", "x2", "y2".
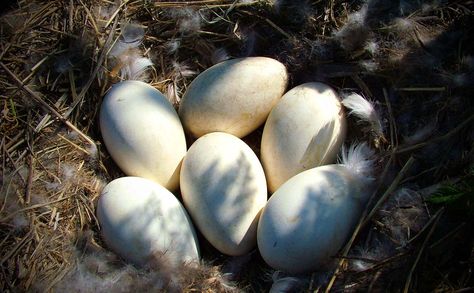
[
  {"x1": 349, "y1": 241, "x2": 391, "y2": 272},
  {"x1": 379, "y1": 188, "x2": 428, "y2": 246},
  {"x1": 341, "y1": 92, "x2": 384, "y2": 137},
  {"x1": 50, "y1": 234, "x2": 238, "y2": 292},
  {"x1": 120, "y1": 55, "x2": 153, "y2": 81},
  {"x1": 168, "y1": 8, "x2": 202, "y2": 34},
  {"x1": 165, "y1": 39, "x2": 181, "y2": 55},
  {"x1": 403, "y1": 122, "x2": 436, "y2": 144},
  {"x1": 359, "y1": 60, "x2": 379, "y2": 72},
  {"x1": 172, "y1": 61, "x2": 197, "y2": 78},
  {"x1": 340, "y1": 142, "x2": 376, "y2": 180},
  {"x1": 108, "y1": 22, "x2": 153, "y2": 81},
  {"x1": 211, "y1": 48, "x2": 231, "y2": 65},
  {"x1": 165, "y1": 83, "x2": 179, "y2": 105},
  {"x1": 270, "y1": 271, "x2": 307, "y2": 293},
  {"x1": 109, "y1": 23, "x2": 145, "y2": 58},
  {"x1": 333, "y1": 5, "x2": 369, "y2": 51}
]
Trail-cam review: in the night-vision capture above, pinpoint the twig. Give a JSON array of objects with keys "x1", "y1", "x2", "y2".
[
  {"x1": 395, "y1": 87, "x2": 446, "y2": 92},
  {"x1": 153, "y1": 0, "x2": 260, "y2": 8},
  {"x1": 25, "y1": 153, "x2": 34, "y2": 204},
  {"x1": 64, "y1": 13, "x2": 119, "y2": 118},
  {"x1": 42, "y1": 262, "x2": 72, "y2": 292},
  {"x1": 57, "y1": 134, "x2": 91, "y2": 155},
  {"x1": 393, "y1": 113, "x2": 474, "y2": 155},
  {"x1": 263, "y1": 18, "x2": 291, "y2": 39},
  {"x1": 79, "y1": 0, "x2": 101, "y2": 37},
  {"x1": 0, "y1": 195, "x2": 73, "y2": 223},
  {"x1": 0, "y1": 62, "x2": 96, "y2": 149},
  {"x1": 368, "y1": 271, "x2": 382, "y2": 292},
  {"x1": 383, "y1": 88, "x2": 398, "y2": 147},
  {"x1": 104, "y1": 0, "x2": 131, "y2": 28},
  {"x1": 428, "y1": 222, "x2": 465, "y2": 250},
  {"x1": 403, "y1": 208, "x2": 444, "y2": 293},
  {"x1": 239, "y1": 10, "x2": 291, "y2": 39},
  {"x1": 352, "y1": 252, "x2": 409, "y2": 276},
  {"x1": 325, "y1": 156, "x2": 414, "y2": 292},
  {"x1": 453, "y1": 287, "x2": 474, "y2": 293},
  {"x1": 406, "y1": 206, "x2": 446, "y2": 245},
  {"x1": 0, "y1": 229, "x2": 34, "y2": 266},
  {"x1": 351, "y1": 75, "x2": 373, "y2": 99},
  {"x1": 363, "y1": 157, "x2": 415, "y2": 226}
]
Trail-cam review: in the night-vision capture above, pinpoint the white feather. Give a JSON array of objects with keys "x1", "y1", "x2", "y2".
[
  {"x1": 165, "y1": 83, "x2": 179, "y2": 105},
  {"x1": 168, "y1": 8, "x2": 202, "y2": 34},
  {"x1": 121, "y1": 23, "x2": 145, "y2": 44},
  {"x1": 120, "y1": 55, "x2": 153, "y2": 81},
  {"x1": 109, "y1": 23, "x2": 144, "y2": 59},
  {"x1": 359, "y1": 60, "x2": 379, "y2": 72},
  {"x1": 172, "y1": 61, "x2": 197, "y2": 78},
  {"x1": 108, "y1": 22, "x2": 152, "y2": 81},
  {"x1": 341, "y1": 92, "x2": 384, "y2": 137},
  {"x1": 340, "y1": 142, "x2": 375, "y2": 180},
  {"x1": 165, "y1": 39, "x2": 181, "y2": 54},
  {"x1": 365, "y1": 40, "x2": 379, "y2": 55},
  {"x1": 347, "y1": 5, "x2": 367, "y2": 24}
]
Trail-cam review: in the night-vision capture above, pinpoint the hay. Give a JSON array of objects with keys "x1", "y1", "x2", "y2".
[{"x1": 1, "y1": 0, "x2": 473, "y2": 292}]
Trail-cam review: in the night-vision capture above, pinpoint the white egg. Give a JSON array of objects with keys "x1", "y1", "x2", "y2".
[
  {"x1": 179, "y1": 57, "x2": 288, "y2": 138},
  {"x1": 261, "y1": 82, "x2": 347, "y2": 192},
  {"x1": 257, "y1": 165, "x2": 364, "y2": 274},
  {"x1": 180, "y1": 132, "x2": 268, "y2": 255},
  {"x1": 97, "y1": 177, "x2": 200, "y2": 266},
  {"x1": 100, "y1": 80, "x2": 186, "y2": 190}
]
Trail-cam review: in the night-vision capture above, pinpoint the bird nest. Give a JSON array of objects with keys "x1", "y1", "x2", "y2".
[{"x1": 1, "y1": 0, "x2": 473, "y2": 292}]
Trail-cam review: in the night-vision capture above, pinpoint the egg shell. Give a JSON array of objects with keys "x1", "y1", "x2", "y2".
[
  {"x1": 100, "y1": 80, "x2": 186, "y2": 190},
  {"x1": 97, "y1": 177, "x2": 200, "y2": 266},
  {"x1": 257, "y1": 165, "x2": 364, "y2": 274},
  {"x1": 180, "y1": 132, "x2": 268, "y2": 255},
  {"x1": 261, "y1": 82, "x2": 347, "y2": 193},
  {"x1": 178, "y1": 57, "x2": 288, "y2": 138}
]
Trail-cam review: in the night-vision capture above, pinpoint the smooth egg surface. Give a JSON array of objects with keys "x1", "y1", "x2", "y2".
[
  {"x1": 261, "y1": 82, "x2": 347, "y2": 193},
  {"x1": 100, "y1": 80, "x2": 186, "y2": 190},
  {"x1": 257, "y1": 165, "x2": 363, "y2": 274},
  {"x1": 180, "y1": 132, "x2": 268, "y2": 255},
  {"x1": 97, "y1": 177, "x2": 200, "y2": 266},
  {"x1": 179, "y1": 57, "x2": 288, "y2": 138}
]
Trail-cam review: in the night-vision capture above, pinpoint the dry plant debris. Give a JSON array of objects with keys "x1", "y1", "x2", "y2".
[{"x1": 1, "y1": 0, "x2": 473, "y2": 292}]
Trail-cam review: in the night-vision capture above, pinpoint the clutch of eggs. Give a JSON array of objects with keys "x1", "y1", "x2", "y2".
[
  {"x1": 97, "y1": 177, "x2": 200, "y2": 267},
  {"x1": 97, "y1": 57, "x2": 365, "y2": 275},
  {"x1": 100, "y1": 80, "x2": 186, "y2": 190}
]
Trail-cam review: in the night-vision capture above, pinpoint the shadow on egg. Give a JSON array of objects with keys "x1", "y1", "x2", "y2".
[
  {"x1": 98, "y1": 187, "x2": 199, "y2": 267},
  {"x1": 258, "y1": 167, "x2": 362, "y2": 273},
  {"x1": 186, "y1": 150, "x2": 263, "y2": 255}
]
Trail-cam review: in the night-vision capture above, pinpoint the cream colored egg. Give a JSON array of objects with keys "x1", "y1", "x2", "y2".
[
  {"x1": 261, "y1": 82, "x2": 346, "y2": 193},
  {"x1": 100, "y1": 80, "x2": 186, "y2": 190},
  {"x1": 257, "y1": 165, "x2": 364, "y2": 274},
  {"x1": 179, "y1": 57, "x2": 288, "y2": 138},
  {"x1": 97, "y1": 177, "x2": 200, "y2": 267},
  {"x1": 180, "y1": 132, "x2": 268, "y2": 255}
]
